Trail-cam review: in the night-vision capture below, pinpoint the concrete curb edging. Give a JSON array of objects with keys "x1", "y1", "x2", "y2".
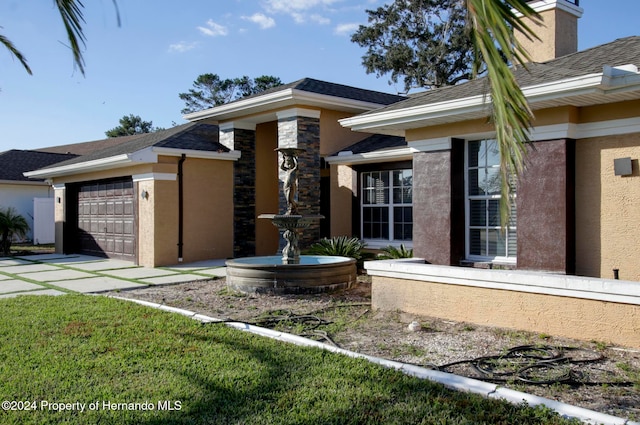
[{"x1": 109, "y1": 296, "x2": 638, "y2": 425}]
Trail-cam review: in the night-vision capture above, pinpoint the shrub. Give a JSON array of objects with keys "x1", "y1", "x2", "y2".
[
  {"x1": 306, "y1": 236, "x2": 367, "y2": 262},
  {"x1": 0, "y1": 207, "x2": 30, "y2": 256},
  {"x1": 377, "y1": 244, "x2": 413, "y2": 260}
]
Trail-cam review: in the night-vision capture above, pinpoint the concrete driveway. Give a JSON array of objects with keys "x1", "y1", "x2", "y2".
[{"x1": 0, "y1": 253, "x2": 226, "y2": 298}]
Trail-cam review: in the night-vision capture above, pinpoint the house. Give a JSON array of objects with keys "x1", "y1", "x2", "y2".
[
  {"x1": 331, "y1": 0, "x2": 640, "y2": 347},
  {"x1": 25, "y1": 122, "x2": 240, "y2": 266},
  {"x1": 26, "y1": 80, "x2": 404, "y2": 267},
  {"x1": 0, "y1": 150, "x2": 77, "y2": 241}
]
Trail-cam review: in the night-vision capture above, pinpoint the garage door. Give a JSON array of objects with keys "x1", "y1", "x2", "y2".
[{"x1": 77, "y1": 178, "x2": 136, "y2": 260}]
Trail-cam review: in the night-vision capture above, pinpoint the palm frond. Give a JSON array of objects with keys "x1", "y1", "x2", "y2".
[
  {"x1": 0, "y1": 32, "x2": 32, "y2": 75},
  {"x1": 466, "y1": 0, "x2": 541, "y2": 228},
  {"x1": 55, "y1": 0, "x2": 88, "y2": 75}
]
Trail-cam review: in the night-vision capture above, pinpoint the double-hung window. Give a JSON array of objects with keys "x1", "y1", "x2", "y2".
[
  {"x1": 361, "y1": 169, "x2": 412, "y2": 245},
  {"x1": 466, "y1": 140, "x2": 516, "y2": 262}
]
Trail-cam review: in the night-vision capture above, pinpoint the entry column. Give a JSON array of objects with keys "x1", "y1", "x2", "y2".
[
  {"x1": 276, "y1": 108, "x2": 321, "y2": 248},
  {"x1": 220, "y1": 122, "x2": 257, "y2": 258}
]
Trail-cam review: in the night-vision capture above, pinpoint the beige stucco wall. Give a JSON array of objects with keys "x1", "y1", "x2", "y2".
[
  {"x1": 182, "y1": 157, "x2": 234, "y2": 263},
  {"x1": 575, "y1": 132, "x2": 640, "y2": 280},
  {"x1": 50, "y1": 157, "x2": 234, "y2": 267},
  {"x1": 54, "y1": 187, "x2": 65, "y2": 254},
  {"x1": 330, "y1": 164, "x2": 357, "y2": 237},
  {"x1": 255, "y1": 122, "x2": 280, "y2": 255},
  {"x1": 372, "y1": 276, "x2": 640, "y2": 348},
  {"x1": 319, "y1": 109, "x2": 371, "y2": 156}
]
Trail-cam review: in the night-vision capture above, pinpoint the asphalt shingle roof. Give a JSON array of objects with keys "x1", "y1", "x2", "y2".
[
  {"x1": 35, "y1": 136, "x2": 142, "y2": 156},
  {"x1": 336, "y1": 134, "x2": 407, "y2": 155},
  {"x1": 360, "y1": 36, "x2": 640, "y2": 115},
  {"x1": 0, "y1": 150, "x2": 78, "y2": 182},
  {"x1": 240, "y1": 77, "x2": 406, "y2": 106},
  {"x1": 41, "y1": 122, "x2": 225, "y2": 170}
]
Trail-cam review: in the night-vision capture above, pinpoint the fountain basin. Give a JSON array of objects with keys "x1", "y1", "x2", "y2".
[{"x1": 225, "y1": 255, "x2": 357, "y2": 294}]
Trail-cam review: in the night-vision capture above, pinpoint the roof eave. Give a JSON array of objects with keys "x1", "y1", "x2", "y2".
[
  {"x1": 325, "y1": 147, "x2": 416, "y2": 165},
  {"x1": 152, "y1": 147, "x2": 241, "y2": 161},
  {"x1": 23, "y1": 150, "x2": 156, "y2": 179},
  {"x1": 183, "y1": 88, "x2": 394, "y2": 123},
  {"x1": 0, "y1": 179, "x2": 49, "y2": 186},
  {"x1": 340, "y1": 68, "x2": 640, "y2": 133}
]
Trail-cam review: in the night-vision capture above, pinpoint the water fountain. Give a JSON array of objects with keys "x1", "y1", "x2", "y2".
[{"x1": 226, "y1": 147, "x2": 357, "y2": 294}]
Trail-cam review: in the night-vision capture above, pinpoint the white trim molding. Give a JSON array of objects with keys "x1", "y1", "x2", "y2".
[
  {"x1": 132, "y1": 173, "x2": 177, "y2": 182},
  {"x1": 365, "y1": 260, "x2": 640, "y2": 306},
  {"x1": 325, "y1": 147, "x2": 416, "y2": 165},
  {"x1": 514, "y1": 0, "x2": 583, "y2": 17},
  {"x1": 276, "y1": 108, "x2": 321, "y2": 120},
  {"x1": 409, "y1": 137, "x2": 452, "y2": 152},
  {"x1": 219, "y1": 121, "x2": 256, "y2": 131}
]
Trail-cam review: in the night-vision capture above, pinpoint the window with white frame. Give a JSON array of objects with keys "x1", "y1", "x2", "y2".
[
  {"x1": 466, "y1": 140, "x2": 516, "y2": 261},
  {"x1": 361, "y1": 169, "x2": 412, "y2": 244}
]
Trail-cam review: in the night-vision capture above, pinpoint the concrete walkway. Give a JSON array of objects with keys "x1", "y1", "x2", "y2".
[{"x1": 0, "y1": 254, "x2": 226, "y2": 298}]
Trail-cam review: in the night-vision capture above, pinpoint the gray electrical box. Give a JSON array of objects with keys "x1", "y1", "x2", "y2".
[{"x1": 614, "y1": 157, "x2": 632, "y2": 176}]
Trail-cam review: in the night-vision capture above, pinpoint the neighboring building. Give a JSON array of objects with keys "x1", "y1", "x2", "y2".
[{"x1": 0, "y1": 150, "x2": 77, "y2": 241}]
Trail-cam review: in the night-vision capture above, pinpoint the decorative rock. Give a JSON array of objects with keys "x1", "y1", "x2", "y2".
[{"x1": 408, "y1": 321, "x2": 422, "y2": 332}]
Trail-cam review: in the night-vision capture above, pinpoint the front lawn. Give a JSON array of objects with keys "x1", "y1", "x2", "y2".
[{"x1": 0, "y1": 295, "x2": 577, "y2": 424}]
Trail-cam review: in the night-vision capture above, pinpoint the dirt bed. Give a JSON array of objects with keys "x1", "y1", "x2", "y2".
[{"x1": 108, "y1": 276, "x2": 640, "y2": 421}]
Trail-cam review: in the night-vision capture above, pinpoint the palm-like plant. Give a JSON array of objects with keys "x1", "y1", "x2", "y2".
[
  {"x1": 2, "y1": 0, "x2": 120, "y2": 76},
  {"x1": 377, "y1": 244, "x2": 413, "y2": 260},
  {"x1": 466, "y1": 0, "x2": 541, "y2": 227},
  {"x1": 306, "y1": 236, "x2": 367, "y2": 262},
  {"x1": 0, "y1": 207, "x2": 30, "y2": 256}
]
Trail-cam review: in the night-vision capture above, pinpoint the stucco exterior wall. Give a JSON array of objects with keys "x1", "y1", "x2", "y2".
[
  {"x1": 137, "y1": 179, "x2": 155, "y2": 267},
  {"x1": 182, "y1": 157, "x2": 234, "y2": 263},
  {"x1": 151, "y1": 178, "x2": 179, "y2": 266},
  {"x1": 575, "y1": 132, "x2": 640, "y2": 280},
  {"x1": 54, "y1": 187, "x2": 65, "y2": 254},
  {"x1": 371, "y1": 275, "x2": 640, "y2": 348},
  {"x1": 319, "y1": 109, "x2": 371, "y2": 156},
  {"x1": 255, "y1": 122, "x2": 280, "y2": 256},
  {"x1": 330, "y1": 164, "x2": 356, "y2": 237}
]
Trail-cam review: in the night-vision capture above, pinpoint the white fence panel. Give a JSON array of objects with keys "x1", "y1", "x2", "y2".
[{"x1": 33, "y1": 197, "x2": 55, "y2": 244}]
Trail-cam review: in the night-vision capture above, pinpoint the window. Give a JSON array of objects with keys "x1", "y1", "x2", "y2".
[
  {"x1": 361, "y1": 169, "x2": 412, "y2": 245},
  {"x1": 466, "y1": 140, "x2": 516, "y2": 262}
]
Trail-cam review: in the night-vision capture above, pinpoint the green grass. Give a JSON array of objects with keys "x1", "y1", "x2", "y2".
[{"x1": 0, "y1": 295, "x2": 579, "y2": 425}]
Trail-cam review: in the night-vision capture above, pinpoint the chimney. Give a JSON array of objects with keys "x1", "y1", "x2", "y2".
[{"x1": 515, "y1": 0, "x2": 584, "y2": 62}]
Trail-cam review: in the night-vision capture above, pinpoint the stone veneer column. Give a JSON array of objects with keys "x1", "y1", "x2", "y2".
[
  {"x1": 517, "y1": 139, "x2": 575, "y2": 273},
  {"x1": 220, "y1": 122, "x2": 257, "y2": 258},
  {"x1": 276, "y1": 109, "x2": 321, "y2": 249},
  {"x1": 411, "y1": 139, "x2": 465, "y2": 265}
]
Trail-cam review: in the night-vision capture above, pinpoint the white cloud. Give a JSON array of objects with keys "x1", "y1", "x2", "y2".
[
  {"x1": 197, "y1": 20, "x2": 228, "y2": 37},
  {"x1": 242, "y1": 13, "x2": 276, "y2": 29},
  {"x1": 334, "y1": 22, "x2": 359, "y2": 36},
  {"x1": 168, "y1": 41, "x2": 198, "y2": 53},
  {"x1": 262, "y1": 0, "x2": 341, "y2": 24},
  {"x1": 264, "y1": 0, "x2": 341, "y2": 13},
  {"x1": 310, "y1": 14, "x2": 330, "y2": 25}
]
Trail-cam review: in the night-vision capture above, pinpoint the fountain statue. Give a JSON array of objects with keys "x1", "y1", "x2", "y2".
[{"x1": 225, "y1": 147, "x2": 356, "y2": 294}]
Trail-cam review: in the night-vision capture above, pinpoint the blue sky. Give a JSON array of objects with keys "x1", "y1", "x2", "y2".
[{"x1": 1, "y1": 0, "x2": 638, "y2": 150}]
